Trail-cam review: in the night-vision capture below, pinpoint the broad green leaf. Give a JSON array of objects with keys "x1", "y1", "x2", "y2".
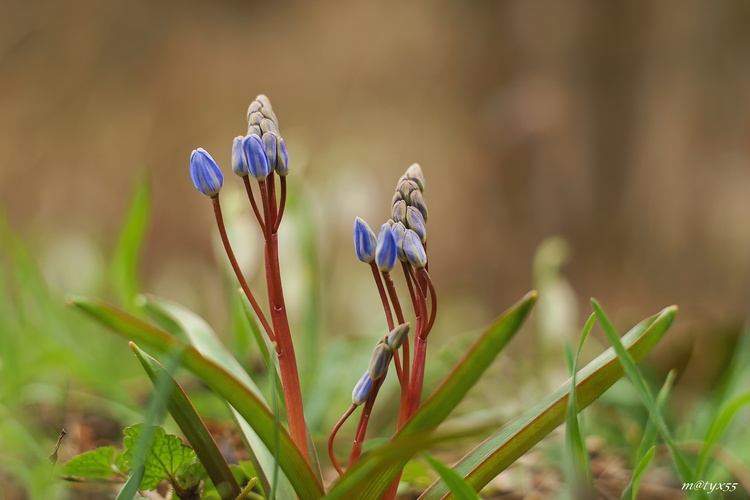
[
  {"x1": 110, "y1": 177, "x2": 150, "y2": 311},
  {"x1": 130, "y1": 343, "x2": 241, "y2": 499},
  {"x1": 139, "y1": 294, "x2": 294, "y2": 498},
  {"x1": 422, "y1": 453, "x2": 480, "y2": 500},
  {"x1": 61, "y1": 446, "x2": 119, "y2": 480},
  {"x1": 420, "y1": 305, "x2": 677, "y2": 500},
  {"x1": 70, "y1": 296, "x2": 324, "y2": 499},
  {"x1": 122, "y1": 424, "x2": 196, "y2": 490},
  {"x1": 325, "y1": 291, "x2": 537, "y2": 499},
  {"x1": 591, "y1": 300, "x2": 692, "y2": 483},
  {"x1": 564, "y1": 313, "x2": 595, "y2": 498}
]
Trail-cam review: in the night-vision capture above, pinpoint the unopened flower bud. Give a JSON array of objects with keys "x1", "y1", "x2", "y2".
[
  {"x1": 405, "y1": 163, "x2": 425, "y2": 192},
  {"x1": 247, "y1": 100, "x2": 262, "y2": 120},
  {"x1": 391, "y1": 222, "x2": 407, "y2": 262},
  {"x1": 189, "y1": 148, "x2": 223, "y2": 197},
  {"x1": 368, "y1": 342, "x2": 393, "y2": 381},
  {"x1": 242, "y1": 134, "x2": 271, "y2": 181},
  {"x1": 261, "y1": 106, "x2": 279, "y2": 127},
  {"x1": 260, "y1": 117, "x2": 278, "y2": 135},
  {"x1": 352, "y1": 371, "x2": 373, "y2": 406},
  {"x1": 397, "y1": 179, "x2": 420, "y2": 204},
  {"x1": 248, "y1": 111, "x2": 264, "y2": 127},
  {"x1": 256, "y1": 94, "x2": 272, "y2": 109},
  {"x1": 386, "y1": 323, "x2": 410, "y2": 351},
  {"x1": 405, "y1": 206, "x2": 427, "y2": 243},
  {"x1": 403, "y1": 229, "x2": 427, "y2": 268},
  {"x1": 392, "y1": 199, "x2": 407, "y2": 224},
  {"x1": 375, "y1": 223, "x2": 397, "y2": 273},
  {"x1": 276, "y1": 137, "x2": 289, "y2": 176},
  {"x1": 263, "y1": 132, "x2": 278, "y2": 172},
  {"x1": 409, "y1": 189, "x2": 429, "y2": 221},
  {"x1": 247, "y1": 124, "x2": 262, "y2": 137},
  {"x1": 231, "y1": 136, "x2": 248, "y2": 177},
  {"x1": 353, "y1": 217, "x2": 377, "y2": 263},
  {"x1": 392, "y1": 191, "x2": 404, "y2": 208}
]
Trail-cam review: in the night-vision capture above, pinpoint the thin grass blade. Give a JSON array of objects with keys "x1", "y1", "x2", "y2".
[
  {"x1": 695, "y1": 391, "x2": 750, "y2": 479},
  {"x1": 422, "y1": 453, "x2": 480, "y2": 500}
]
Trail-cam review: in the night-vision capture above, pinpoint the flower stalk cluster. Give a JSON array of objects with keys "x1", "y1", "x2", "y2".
[
  {"x1": 188, "y1": 95, "x2": 309, "y2": 460},
  {"x1": 328, "y1": 164, "x2": 439, "y2": 484}
]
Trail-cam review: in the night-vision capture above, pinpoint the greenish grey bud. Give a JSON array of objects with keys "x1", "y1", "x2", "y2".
[
  {"x1": 368, "y1": 342, "x2": 392, "y2": 381},
  {"x1": 260, "y1": 117, "x2": 278, "y2": 135},
  {"x1": 385, "y1": 323, "x2": 410, "y2": 351},
  {"x1": 263, "y1": 132, "x2": 279, "y2": 172},
  {"x1": 261, "y1": 105, "x2": 279, "y2": 126},
  {"x1": 247, "y1": 100, "x2": 262, "y2": 120},
  {"x1": 392, "y1": 199, "x2": 407, "y2": 224},
  {"x1": 392, "y1": 191, "x2": 404, "y2": 208},
  {"x1": 405, "y1": 206, "x2": 427, "y2": 243},
  {"x1": 249, "y1": 111, "x2": 264, "y2": 127},
  {"x1": 276, "y1": 137, "x2": 289, "y2": 176},
  {"x1": 409, "y1": 189, "x2": 429, "y2": 221},
  {"x1": 397, "y1": 179, "x2": 420, "y2": 204},
  {"x1": 247, "y1": 125, "x2": 262, "y2": 137},
  {"x1": 256, "y1": 94, "x2": 272, "y2": 109},
  {"x1": 405, "y1": 163, "x2": 425, "y2": 192}
]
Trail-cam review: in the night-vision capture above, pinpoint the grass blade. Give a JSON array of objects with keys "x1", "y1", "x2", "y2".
[
  {"x1": 626, "y1": 446, "x2": 655, "y2": 500},
  {"x1": 420, "y1": 305, "x2": 677, "y2": 499},
  {"x1": 564, "y1": 313, "x2": 596, "y2": 498},
  {"x1": 694, "y1": 391, "x2": 750, "y2": 479},
  {"x1": 129, "y1": 342, "x2": 241, "y2": 499},
  {"x1": 591, "y1": 299, "x2": 692, "y2": 483},
  {"x1": 110, "y1": 177, "x2": 150, "y2": 312},
  {"x1": 325, "y1": 291, "x2": 537, "y2": 499},
  {"x1": 70, "y1": 295, "x2": 324, "y2": 500},
  {"x1": 422, "y1": 453, "x2": 480, "y2": 500}
]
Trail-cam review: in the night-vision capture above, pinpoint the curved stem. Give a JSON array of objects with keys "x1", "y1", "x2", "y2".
[
  {"x1": 242, "y1": 176, "x2": 265, "y2": 234},
  {"x1": 273, "y1": 176, "x2": 287, "y2": 234},
  {"x1": 211, "y1": 196, "x2": 274, "y2": 342},
  {"x1": 370, "y1": 263, "x2": 394, "y2": 330},
  {"x1": 328, "y1": 405, "x2": 356, "y2": 476},
  {"x1": 348, "y1": 377, "x2": 385, "y2": 467}
]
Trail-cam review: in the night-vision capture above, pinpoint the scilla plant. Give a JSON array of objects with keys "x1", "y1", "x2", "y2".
[{"x1": 68, "y1": 96, "x2": 683, "y2": 499}]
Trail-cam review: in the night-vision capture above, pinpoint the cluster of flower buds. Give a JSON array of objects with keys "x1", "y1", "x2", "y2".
[
  {"x1": 351, "y1": 323, "x2": 410, "y2": 405},
  {"x1": 189, "y1": 94, "x2": 290, "y2": 197},
  {"x1": 352, "y1": 163, "x2": 429, "y2": 272}
]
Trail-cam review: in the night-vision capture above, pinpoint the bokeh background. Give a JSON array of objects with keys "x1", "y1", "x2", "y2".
[{"x1": 3, "y1": 0, "x2": 750, "y2": 496}]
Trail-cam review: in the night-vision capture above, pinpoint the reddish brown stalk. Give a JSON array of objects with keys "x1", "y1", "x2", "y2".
[
  {"x1": 407, "y1": 266, "x2": 428, "y2": 417},
  {"x1": 268, "y1": 173, "x2": 278, "y2": 225},
  {"x1": 369, "y1": 262, "x2": 394, "y2": 330},
  {"x1": 348, "y1": 377, "x2": 385, "y2": 467},
  {"x1": 328, "y1": 404, "x2": 356, "y2": 476},
  {"x1": 211, "y1": 196, "x2": 274, "y2": 342},
  {"x1": 258, "y1": 180, "x2": 308, "y2": 459},
  {"x1": 420, "y1": 268, "x2": 438, "y2": 336},
  {"x1": 383, "y1": 271, "x2": 410, "y2": 406},
  {"x1": 241, "y1": 176, "x2": 265, "y2": 234},
  {"x1": 273, "y1": 176, "x2": 287, "y2": 233}
]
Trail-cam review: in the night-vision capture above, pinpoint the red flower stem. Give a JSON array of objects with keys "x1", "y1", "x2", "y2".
[
  {"x1": 328, "y1": 404, "x2": 356, "y2": 476},
  {"x1": 268, "y1": 173, "x2": 278, "y2": 225},
  {"x1": 369, "y1": 263, "x2": 394, "y2": 330},
  {"x1": 383, "y1": 271, "x2": 410, "y2": 412},
  {"x1": 407, "y1": 267, "x2": 428, "y2": 417},
  {"x1": 421, "y1": 269, "x2": 438, "y2": 336},
  {"x1": 273, "y1": 176, "x2": 287, "y2": 234},
  {"x1": 211, "y1": 196, "x2": 274, "y2": 342},
  {"x1": 348, "y1": 377, "x2": 385, "y2": 467},
  {"x1": 258, "y1": 180, "x2": 308, "y2": 459},
  {"x1": 241, "y1": 177, "x2": 266, "y2": 234}
]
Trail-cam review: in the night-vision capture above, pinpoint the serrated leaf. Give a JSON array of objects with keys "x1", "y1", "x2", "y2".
[
  {"x1": 122, "y1": 424, "x2": 196, "y2": 490},
  {"x1": 61, "y1": 446, "x2": 119, "y2": 480}
]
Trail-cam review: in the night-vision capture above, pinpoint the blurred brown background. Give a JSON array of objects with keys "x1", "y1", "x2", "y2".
[{"x1": 2, "y1": 0, "x2": 750, "y2": 345}]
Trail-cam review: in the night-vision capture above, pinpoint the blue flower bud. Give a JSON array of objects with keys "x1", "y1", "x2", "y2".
[
  {"x1": 403, "y1": 229, "x2": 427, "y2": 268},
  {"x1": 368, "y1": 342, "x2": 393, "y2": 381},
  {"x1": 276, "y1": 137, "x2": 289, "y2": 176},
  {"x1": 391, "y1": 222, "x2": 407, "y2": 262},
  {"x1": 189, "y1": 148, "x2": 223, "y2": 197},
  {"x1": 263, "y1": 132, "x2": 278, "y2": 172},
  {"x1": 353, "y1": 217, "x2": 377, "y2": 263},
  {"x1": 409, "y1": 189, "x2": 429, "y2": 221},
  {"x1": 405, "y1": 206, "x2": 427, "y2": 243},
  {"x1": 405, "y1": 163, "x2": 425, "y2": 192},
  {"x1": 242, "y1": 134, "x2": 271, "y2": 181},
  {"x1": 392, "y1": 199, "x2": 407, "y2": 224},
  {"x1": 386, "y1": 323, "x2": 410, "y2": 351},
  {"x1": 352, "y1": 371, "x2": 373, "y2": 406},
  {"x1": 375, "y1": 223, "x2": 397, "y2": 273},
  {"x1": 231, "y1": 136, "x2": 249, "y2": 177}
]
